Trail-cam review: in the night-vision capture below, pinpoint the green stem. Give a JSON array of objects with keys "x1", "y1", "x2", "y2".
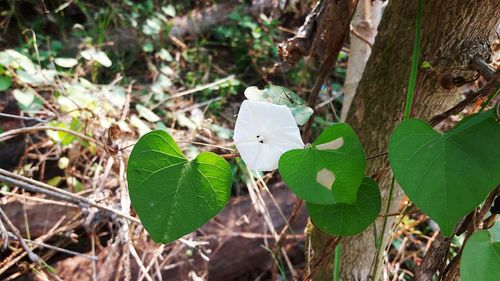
[
  {"x1": 403, "y1": 0, "x2": 423, "y2": 120},
  {"x1": 372, "y1": 176, "x2": 396, "y2": 280},
  {"x1": 333, "y1": 243, "x2": 342, "y2": 281},
  {"x1": 479, "y1": 86, "x2": 500, "y2": 112}
]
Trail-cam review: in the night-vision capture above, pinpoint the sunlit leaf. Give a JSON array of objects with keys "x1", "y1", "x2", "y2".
[
  {"x1": 161, "y1": 5, "x2": 176, "y2": 17},
  {"x1": 13, "y1": 88, "x2": 35, "y2": 107},
  {"x1": 54, "y1": 57, "x2": 78, "y2": 68},
  {"x1": 130, "y1": 115, "x2": 151, "y2": 136},
  {"x1": 127, "y1": 130, "x2": 232, "y2": 243},
  {"x1": 244, "y1": 85, "x2": 313, "y2": 125},
  {"x1": 136, "y1": 104, "x2": 161, "y2": 122},
  {"x1": 158, "y1": 48, "x2": 173, "y2": 62},
  {"x1": 17, "y1": 69, "x2": 57, "y2": 86},
  {"x1": 0, "y1": 49, "x2": 35, "y2": 72},
  {"x1": 81, "y1": 48, "x2": 112, "y2": 67}
]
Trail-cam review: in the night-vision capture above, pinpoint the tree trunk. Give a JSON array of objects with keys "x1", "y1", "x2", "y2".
[
  {"x1": 340, "y1": 0, "x2": 383, "y2": 121},
  {"x1": 311, "y1": 1, "x2": 500, "y2": 280}
]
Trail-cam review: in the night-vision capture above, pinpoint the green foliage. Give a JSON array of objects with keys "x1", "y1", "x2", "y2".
[
  {"x1": 279, "y1": 123, "x2": 366, "y2": 205},
  {"x1": 213, "y1": 7, "x2": 279, "y2": 68},
  {"x1": 461, "y1": 226, "x2": 500, "y2": 281},
  {"x1": 388, "y1": 110, "x2": 500, "y2": 236},
  {"x1": 244, "y1": 85, "x2": 313, "y2": 125},
  {"x1": 126, "y1": 130, "x2": 232, "y2": 243},
  {"x1": 307, "y1": 177, "x2": 381, "y2": 236},
  {"x1": 47, "y1": 118, "x2": 83, "y2": 146},
  {"x1": 0, "y1": 76, "x2": 12, "y2": 91}
]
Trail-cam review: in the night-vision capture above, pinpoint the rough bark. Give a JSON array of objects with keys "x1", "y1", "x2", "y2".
[
  {"x1": 277, "y1": 0, "x2": 357, "y2": 70},
  {"x1": 311, "y1": 1, "x2": 500, "y2": 280}
]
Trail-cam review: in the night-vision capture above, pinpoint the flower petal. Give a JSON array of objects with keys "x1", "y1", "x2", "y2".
[{"x1": 234, "y1": 100, "x2": 304, "y2": 171}]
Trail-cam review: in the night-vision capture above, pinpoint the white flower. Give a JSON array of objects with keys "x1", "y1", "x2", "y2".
[{"x1": 233, "y1": 100, "x2": 304, "y2": 171}]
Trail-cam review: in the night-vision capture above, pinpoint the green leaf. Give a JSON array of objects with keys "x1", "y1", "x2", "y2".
[
  {"x1": 126, "y1": 130, "x2": 232, "y2": 243},
  {"x1": 0, "y1": 49, "x2": 35, "y2": 72},
  {"x1": 307, "y1": 177, "x2": 381, "y2": 236},
  {"x1": 461, "y1": 227, "x2": 500, "y2": 281},
  {"x1": 142, "y1": 17, "x2": 163, "y2": 35},
  {"x1": 143, "y1": 42, "x2": 154, "y2": 53},
  {"x1": 81, "y1": 49, "x2": 112, "y2": 68},
  {"x1": 279, "y1": 123, "x2": 366, "y2": 204},
  {"x1": 130, "y1": 115, "x2": 151, "y2": 136},
  {"x1": 161, "y1": 5, "x2": 176, "y2": 17},
  {"x1": 388, "y1": 110, "x2": 500, "y2": 236},
  {"x1": 17, "y1": 69, "x2": 56, "y2": 86},
  {"x1": 0, "y1": 76, "x2": 12, "y2": 91},
  {"x1": 245, "y1": 85, "x2": 313, "y2": 125},
  {"x1": 54, "y1": 58, "x2": 78, "y2": 68},
  {"x1": 46, "y1": 118, "x2": 82, "y2": 146},
  {"x1": 136, "y1": 104, "x2": 161, "y2": 122},
  {"x1": 13, "y1": 88, "x2": 35, "y2": 107},
  {"x1": 158, "y1": 48, "x2": 173, "y2": 62},
  {"x1": 93, "y1": 50, "x2": 112, "y2": 68}
]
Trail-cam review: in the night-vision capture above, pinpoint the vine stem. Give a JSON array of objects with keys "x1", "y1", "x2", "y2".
[
  {"x1": 372, "y1": 1, "x2": 423, "y2": 279},
  {"x1": 333, "y1": 243, "x2": 342, "y2": 281},
  {"x1": 372, "y1": 176, "x2": 396, "y2": 280},
  {"x1": 479, "y1": 85, "x2": 500, "y2": 112},
  {"x1": 403, "y1": 0, "x2": 423, "y2": 120}
]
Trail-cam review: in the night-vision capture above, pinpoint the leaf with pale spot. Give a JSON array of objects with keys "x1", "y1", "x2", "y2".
[{"x1": 279, "y1": 123, "x2": 366, "y2": 204}]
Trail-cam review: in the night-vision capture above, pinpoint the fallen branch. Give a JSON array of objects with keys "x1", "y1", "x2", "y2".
[
  {"x1": 0, "y1": 230, "x2": 98, "y2": 261},
  {"x1": 0, "y1": 207, "x2": 41, "y2": 264},
  {"x1": 0, "y1": 168, "x2": 139, "y2": 224},
  {"x1": 150, "y1": 75, "x2": 235, "y2": 110},
  {"x1": 0, "y1": 125, "x2": 106, "y2": 147}
]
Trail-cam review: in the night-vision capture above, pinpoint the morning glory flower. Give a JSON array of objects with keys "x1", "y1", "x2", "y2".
[{"x1": 233, "y1": 100, "x2": 304, "y2": 171}]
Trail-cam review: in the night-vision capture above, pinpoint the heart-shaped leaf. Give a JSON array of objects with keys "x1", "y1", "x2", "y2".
[
  {"x1": 0, "y1": 76, "x2": 12, "y2": 91},
  {"x1": 388, "y1": 110, "x2": 500, "y2": 236},
  {"x1": 279, "y1": 123, "x2": 366, "y2": 204},
  {"x1": 127, "y1": 130, "x2": 232, "y2": 243},
  {"x1": 307, "y1": 177, "x2": 381, "y2": 236},
  {"x1": 461, "y1": 225, "x2": 500, "y2": 281},
  {"x1": 244, "y1": 85, "x2": 313, "y2": 125}
]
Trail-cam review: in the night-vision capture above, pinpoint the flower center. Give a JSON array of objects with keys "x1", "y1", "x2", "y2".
[{"x1": 256, "y1": 135, "x2": 264, "y2": 144}]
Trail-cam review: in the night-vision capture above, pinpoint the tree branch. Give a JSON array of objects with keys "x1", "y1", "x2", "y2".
[
  {"x1": 469, "y1": 55, "x2": 496, "y2": 81},
  {"x1": 414, "y1": 233, "x2": 452, "y2": 281},
  {"x1": 0, "y1": 168, "x2": 140, "y2": 223},
  {"x1": 428, "y1": 73, "x2": 500, "y2": 127}
]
